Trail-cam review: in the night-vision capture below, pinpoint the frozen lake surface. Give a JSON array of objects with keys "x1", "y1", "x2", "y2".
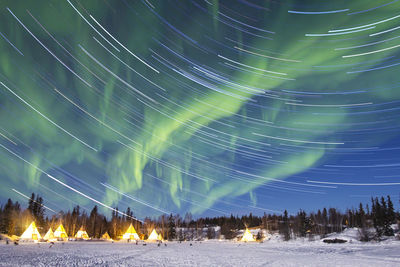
[{"x1": 0, "y1": 239, "x2": 399, "y2": 266}]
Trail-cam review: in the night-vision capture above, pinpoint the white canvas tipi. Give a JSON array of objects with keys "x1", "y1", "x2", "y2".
[
  {"x1": 122, "y1": 224, "x2": 140, "y2": 240},
  {"x1": 54, "y1": 224, "x2": 68, "y2": 240},
  {"x1": 20, "y1": 222, "x2": 42, "y2": 241},
  {"x1": 43, "y1": 228, "x2": 56, "y2": 242},
  {"x1": 75, "y1": 227, "x2": 89, "y2": 240},
  {"x1": 101, "y1": 232, "x2": 112, "y2": 241},
  {"x1": 241, "y1": 228, "x2": 255, "y2": 242},
  {"x1": 147, "y1": 229, "x2": 159, "y2": 241}
]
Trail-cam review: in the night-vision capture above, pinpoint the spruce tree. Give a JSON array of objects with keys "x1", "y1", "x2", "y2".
[
  {"x1": 168, "y1": 214, "x2": 176, "y2": 240},
  {"x1": 298, "y1": 210, "x2": 308, "y2": 237},
  {"x1": 71, "y1": 205, "x2": 80, "y2": 237},
  {"x1": 90, "y1": 206, "x2": 98, "y2": 238},
  {"x1": 322, "y1": 208, "x2": 328, "y2": 236},
  {"x1": 371, "y1": 197, "x2": 394, "y2": 237},
  {"x1": 381, "y1": 197, "x2": 394, "y2": 236},
  {"x1": 178, "y1": 228, "x2": 184, "y2": 241},
  {"x1": 2, "y1": 199, "x2": 16, "y2": 235},
  {"x1": 35, "y1": 195, "x2": 45, "y2": 229},
  {"x1": 358, "y1": 203, "x2": 365, "y2": 228},
  {"x1": 372, "y1": 197, "x2": 383, "y2": 237},
  {"x1": 387, "y1": 196, "x2": 395, "y2": 224},
  {"x1": 279, "y1": 210, "x2": 290, "y2": 241},
  {"x1": 28, "y1": 193, "x2": 35, "y2": 216}
]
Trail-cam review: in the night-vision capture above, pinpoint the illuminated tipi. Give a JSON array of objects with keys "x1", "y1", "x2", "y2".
[
  {"x1": 241, "y1": 228, "x2": 255, "y2": 242},
  {"x1": 43, "y1": 228, "x2": 56, "y2": 242},
  {"x1": 20, "y1": 222, "x2": 41, "y2": 241},
  {"x1": 157, "y1": 233, "x2": 163, "y2": 241},
  {"x1": 54, "y1": 224, "x2": 68, "y2": 240},
  {"x1": 101, "y1": 232, "x2": 112, "y2": 241},
  {"x1": 75, "y1": 227, "x2": 89, "y2": 240},
  {"x1": 147, "y1": 229, "x2": 159, "y2": 242},
  {"x1": 122, "y1": 224, "x2": 140, "y2": 240}
]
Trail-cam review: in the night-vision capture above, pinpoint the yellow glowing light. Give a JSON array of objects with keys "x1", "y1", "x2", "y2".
[
  {"x1": 122, "y1": 224, "x2": 140, "y2": 240},
  {"x1": 54, "y1": 224, "x2": 68, "y2": 240},
  {"x1": 20, "y1": 221, "x2": 41, "y2": 241},
  {"x1": 101, "y1": 232, "x2": 112, "y2": 240},
  {"x1": 43, "y1": 228, "x2": 56, "y2": 242},
  {"x1": 147, "y1": 229, "x2": 159, "y2": 241},
  {"x1": 75, "y1": 227, "x2": 90, "y2": 240},
  {"x1": 241, "y1": 228, "x2": 255, "y2": 242}
]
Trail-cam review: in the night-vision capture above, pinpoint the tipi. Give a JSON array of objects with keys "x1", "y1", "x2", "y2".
[
  {"x1": 147, "y1": 229, "x2": 159, "y2": 241},
  {"x1": 20, "y1": 222, "x2": 42, "y2": 241},
  {"x1": 75, "y1": 227, "x2": 89, "y2": 240},
  {"x1": 241, "y1": 228, "x2": 255, "y2": 242},
  {"x1": 101, "y1": 232, "x2": 112, "y2": 241},
  {"x1": 43, "y1": 228, "x2": 56, "y2": 242},
  {"x1": 122, "y1": 224, "x2": 140, "y2": 240},
  {"x1": 54, "y1": 224, "x2": 68, "y2": 240}
]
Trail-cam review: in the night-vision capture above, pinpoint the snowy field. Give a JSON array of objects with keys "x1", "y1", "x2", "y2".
[{"x1": 0, "y1": 239, "x2": 399, "y2": 266}]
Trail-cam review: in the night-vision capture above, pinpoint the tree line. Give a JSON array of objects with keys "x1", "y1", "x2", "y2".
[
  {"x1": 277, "y1": 196, "x2": 397, "y2": 241},
  {"x1": 0, "y1": 193, "x2": 398, "y2": 241}
]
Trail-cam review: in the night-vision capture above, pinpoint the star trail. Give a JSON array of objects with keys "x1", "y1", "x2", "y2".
[{"x1": 0, "y1": 0, "x2": 399, "y2": 218}]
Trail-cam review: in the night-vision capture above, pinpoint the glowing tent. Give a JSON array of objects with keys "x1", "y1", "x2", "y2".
[
  {"x1": 241, "y1": 228, "x2": 255, "y2": 242},
  {"x1": 122, "y1": 224, "x2": 140, "y2": 240},
  {"x1": 20, "y1": 222, "x2": 41, "y2": 241},
  {"x1": 54, "y1": 224, "x2": 68, "y2": 240},
  {"x1": 43, "y1": 228, "x2": 56, "y2": 242},
  {"x1": 158, "y1": 233, "x2": 163, "y2": 241},
  {"x1": 75, "y1": 227, "x2": 89, "y2": 240},
  {"x1": 147, "y1": 229, "x2": 159, "y2": 241},
  {"x1": 101, "y1": 232, "x2": 112, "y2": 241}
]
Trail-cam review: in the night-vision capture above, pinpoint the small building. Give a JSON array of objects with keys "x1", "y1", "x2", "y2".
[
  {"x1": 147, "y1": 229, "x2": 161, "y2": 242},
  {"x1": 20, "y1": 222, "x2": 41, "y2": 242},
  {"x1": 75, "y1": 227, "x2": 90, "y2": 240},
  {"x1": 101, "y1": 232, "x2": 112, "y2": 241},
  {"x1": 43, "y1": 228, "x2": 56, "y2": 242},
  {"x1": 122, "y1": 224, "x2": 140, "y2": 241},
  {"x1": 241, "y1": 228, "x2": 256, "y2": 242},
  {"x1": 54, "y1": 224, "x2": 68, "y2": 241}
]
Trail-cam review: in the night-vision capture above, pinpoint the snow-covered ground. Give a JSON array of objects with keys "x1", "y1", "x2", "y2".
[{"x1": 0, "y1": 239, "x2": 399, "y2": 266}]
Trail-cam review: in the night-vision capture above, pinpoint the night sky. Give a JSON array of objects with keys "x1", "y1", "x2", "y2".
[{"x1": 1, "y1": 0, "x2": 400, "y2": 219}]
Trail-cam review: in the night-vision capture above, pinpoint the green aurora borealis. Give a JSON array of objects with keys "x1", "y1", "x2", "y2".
[{"x1": 1, "y1": 0, "x2": 400, "y2": 218}]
